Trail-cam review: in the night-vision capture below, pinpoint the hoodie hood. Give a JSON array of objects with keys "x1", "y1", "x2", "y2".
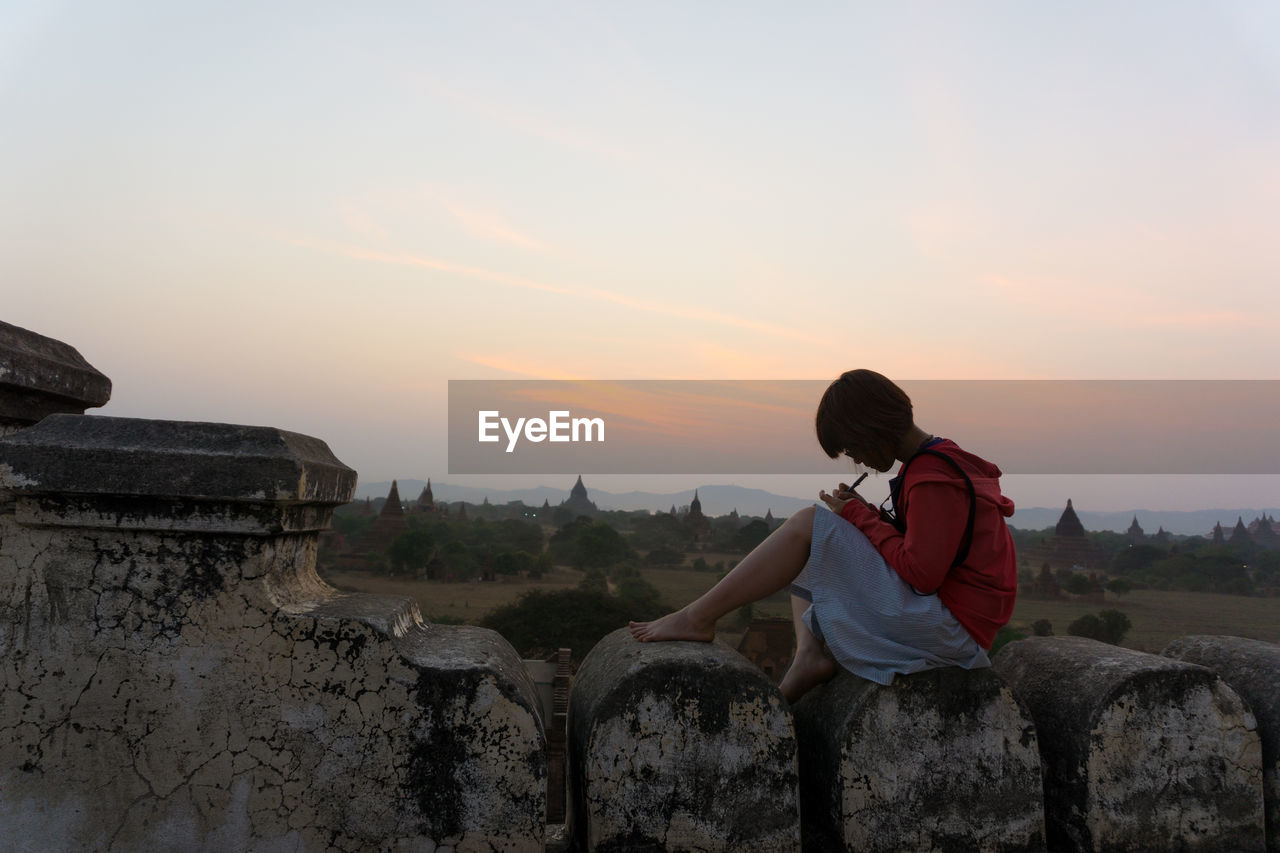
[{"x1": 897, "y1": 438, "x2": 1016, "y2": 518}]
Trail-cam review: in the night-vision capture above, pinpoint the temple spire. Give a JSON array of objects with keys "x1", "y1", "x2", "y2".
[
  {"x1": 1054, "y1": 498, "x2": 1085, "y2": 538},
  {"x1": 564, "y1": 474, "x2": 596, "y2": 514},
  {"x1": 380, "y1": 480, "x2": 404, "y2": 516}
]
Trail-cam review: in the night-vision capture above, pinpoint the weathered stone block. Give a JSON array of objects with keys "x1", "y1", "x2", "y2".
[
  {"x1": 567, "y1": 628, "x2": 799, "y2": 852},
  {"x1": 0, "y1": 320, "x2": 111, "y2": 431},
  {"x1": 995, "y1": 636, "x2": 1264, "y2": 852},
  {"x1": 791, "y1": 666, "x2": 1045, "y2": 852},
  {"x1": 0, "y1": 416, "x2": 546, "y2": 851},
  {"x1": 1163, "y1": 635, "x2": 1280, "y2": 852},
  {"x1": 0, "y1": 414, "x2": 355, "y2": 531}
]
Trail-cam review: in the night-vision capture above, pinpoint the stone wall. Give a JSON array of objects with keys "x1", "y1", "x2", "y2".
[
  {"x1": 1163, "y1": 635, "x2": 1280, "y2": 853},
  {"x1": 0, "y1": 415, "x2": 547, "y2": 851},
  {"x1": 995, "y1": 636, "x2": 1265, "y2": 852},
  {"x1": 0, "y1": 323, "x2": 547, "y2": 851}
]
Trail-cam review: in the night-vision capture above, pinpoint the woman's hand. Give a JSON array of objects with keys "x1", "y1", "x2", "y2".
[
  {"x1": 819, "y1": 489, "x2": 850, "y2": 513},
  {"x1": 820, "y1": 483, "x2": 874, "y2": 514}
]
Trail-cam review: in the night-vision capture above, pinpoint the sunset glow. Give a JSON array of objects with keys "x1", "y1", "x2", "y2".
[{"x1": 4, "y1": 2, "x2": 1278, "y2": 510}]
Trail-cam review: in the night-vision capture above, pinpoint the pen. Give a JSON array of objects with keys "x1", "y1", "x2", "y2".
[{"x1": 845, "y1": 472, "x2": 868, "y2": 493}]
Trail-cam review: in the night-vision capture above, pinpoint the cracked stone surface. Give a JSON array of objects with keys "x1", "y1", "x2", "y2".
[
  {"x1": 792, "y1": 666, "x2": 1045, "y2": 853},
  {"x1": 567, "y1": 628, "x2": 799, "y2": 852},
  {"x1": 996, "y1": 636, "x2": 1264, "y2": 852},
  {"x1": 0, "y1": 417, "x2": 546, "y2": 852},
  {"x1": 1163, "y1": 635, "x2": 1280, "y2": 852}
]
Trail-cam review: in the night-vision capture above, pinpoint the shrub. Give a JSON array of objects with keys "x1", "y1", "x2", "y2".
[
  {"x1": 990, "y1": 626, "x2": 1026, "y2": 656},
  {"x1": 1104, "y1": 578, "x2": 1132, "y2": 596},
  {"x1": 481, "y1": 588, "x2": 665, "y2": 663},
  {"x1": 1067, "y1": 609, "x2": 1131, "y2": 645}
]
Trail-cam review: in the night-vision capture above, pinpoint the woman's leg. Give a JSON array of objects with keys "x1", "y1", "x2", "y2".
[
  {"x1": 629, "y1": 506, "x2": 817, "y2": 642},
  {"x1": 777, "y1": 593, "x2": 837, "y2": 703}
]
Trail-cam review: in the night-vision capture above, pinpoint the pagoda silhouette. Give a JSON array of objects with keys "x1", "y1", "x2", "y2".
[
  {"x1": 561, "y1": 475, "x2": 597, "y2": 515},
  {"x1": 1021, "y1": 499, "x2": 1105, "y2": 571}
]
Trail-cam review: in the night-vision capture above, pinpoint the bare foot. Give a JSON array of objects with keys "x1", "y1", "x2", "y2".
[
  {"x1": 779, "y1": 644, "x2": 837, "y2": 704},
  {"x1": 628, "y1": 607, "x2": 715, "y2": 643}
]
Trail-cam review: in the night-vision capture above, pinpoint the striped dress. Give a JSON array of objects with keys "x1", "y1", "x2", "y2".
[{"x1": 791, "y1": 505, "x2": 990, "y2": 685}]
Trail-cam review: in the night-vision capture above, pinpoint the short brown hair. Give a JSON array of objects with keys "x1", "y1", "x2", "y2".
[{"x1": 815, "y1": 370, "x2": 914, "y2": 459}]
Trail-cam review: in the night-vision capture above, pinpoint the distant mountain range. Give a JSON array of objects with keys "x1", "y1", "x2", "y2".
[{"x1": 356, "y1": 480, "x2": 1277, "y2": 537}]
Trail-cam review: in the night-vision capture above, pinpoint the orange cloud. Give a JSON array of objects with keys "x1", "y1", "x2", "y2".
[{"x1": 455, "y1": 353, "x2": 586, "y2": 380}]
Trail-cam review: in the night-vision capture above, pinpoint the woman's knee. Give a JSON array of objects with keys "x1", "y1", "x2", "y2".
[
  {"x1": 789, "y1": 504, "x2": 817, "y2": 527},
  {"x1": 781, "y1": 505, "x2": 816, "y2": 544}
]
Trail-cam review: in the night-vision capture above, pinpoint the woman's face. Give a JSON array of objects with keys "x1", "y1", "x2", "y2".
[{"x1": 844, "y1": 438, "x2": 896, "y2": 473}]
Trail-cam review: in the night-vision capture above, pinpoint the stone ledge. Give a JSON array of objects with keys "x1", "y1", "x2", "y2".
[
  {"x1": 0, "y1": 320, "x2": 111, "y2": 427},
  {"x1": 793, "y1": 666, "x2": 1045, "y2": 853},
  {"x1": 1163, "y1": 635, "x2": 1280, "y2": 852},
  {"x1": 567, "y1": 628, "x2": 799, "y2": 852},
  {"x1": 995, "y1": 636, "x2": 1264, "y2": 852},
  {"x1": 0, "y1": 415, "x2": 356, "y2": 532}
]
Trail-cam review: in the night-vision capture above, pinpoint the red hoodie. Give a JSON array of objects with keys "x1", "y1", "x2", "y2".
[{"x1": 839, "y1": 439, "x2": 1017, "y2": 649}]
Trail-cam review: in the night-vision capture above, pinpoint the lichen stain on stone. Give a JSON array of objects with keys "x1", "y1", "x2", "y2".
[
  {"x1": 0, "y1": 462, "x2": 41, "y2": 488},
  {"x1": 1085, "y1": 680, "x2": 1263, "y2": 844},
  {"x1": 583, "y1": 685, "x2": 797, "y2": 850},
  {"x1": 403, "y1": 668, "x2": 544, "y2": 850},
  {"x1": 797, "y1": 670, "x2": 1045, "y2": 852}
]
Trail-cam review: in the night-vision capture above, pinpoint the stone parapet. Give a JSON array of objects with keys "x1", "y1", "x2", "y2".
[
  {"x1": 0, "y1": 320, "x2": 111, "y2": 432},
  {"x1": 1163, "y1": 635, "x2": 1280, "y2": 852},
  {"x1": 567, "y1": 628, "x2": 799, "y2": 851},
  {"x1": 995, "y1": 636, "x2": 1264, "y2": 852},
  {"x1": 792, "y1": 666, "x2": 1045, "y2": 852},
  {"x1": 0, "y1": 414, "x2": 354, "y2": 532},
  {"x1": 0, "y1": 416, "x2": 546, "y2": 850}
]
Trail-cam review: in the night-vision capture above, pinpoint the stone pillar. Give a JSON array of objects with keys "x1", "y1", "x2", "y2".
[
  {"x1": 791, "y1": 666, "x2": 1045, "y2": 852},
  {"x1": 0, "y1": 320, "x2": 111, "y2": 435},
  {"x1": 1163, "y1": 636, "x2": 1280, "y2": 852},
  {"x1": 0, "y1": 415, "x2": 546, "y2": 851},
  {"x1": 995, "y1": 636, "x2": 1264, "y2": 852},
  {"x1": 567, "y1": 628, "x2": 799, "y2": 851}
]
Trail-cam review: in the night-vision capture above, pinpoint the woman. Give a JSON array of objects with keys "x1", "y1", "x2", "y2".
[{"x1": 629, "y1": 369, "x2": 1017, "y2": 703}]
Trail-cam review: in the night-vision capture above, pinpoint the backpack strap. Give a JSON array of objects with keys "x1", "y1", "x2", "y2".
[{"x1": 891, "y1": 448, "x2": 977, "y2": 570}]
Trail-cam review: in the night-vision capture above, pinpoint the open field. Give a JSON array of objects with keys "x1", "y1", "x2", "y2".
[
  {"x1": 321, "y1": 566, "x2": 583, "y2": 623},
  {"x1": 1008, "y1": 589, "x2": 1279, "y2": 652},
  {"x1": 321, "y1": 565, "x2": 1277, "y2": 654}
]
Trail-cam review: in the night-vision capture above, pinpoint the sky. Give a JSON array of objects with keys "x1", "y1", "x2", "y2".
[{"x1": 3, "y1": 1, "x2": 1278, "y2": 513}]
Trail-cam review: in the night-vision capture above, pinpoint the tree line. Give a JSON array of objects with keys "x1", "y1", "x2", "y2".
[
  {"x1": 1010, "y1": 526, "x2": 1280, "y2": 597},
  {"x1": 322, "y1": 501, "x2": 776, "y2": 581}
]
